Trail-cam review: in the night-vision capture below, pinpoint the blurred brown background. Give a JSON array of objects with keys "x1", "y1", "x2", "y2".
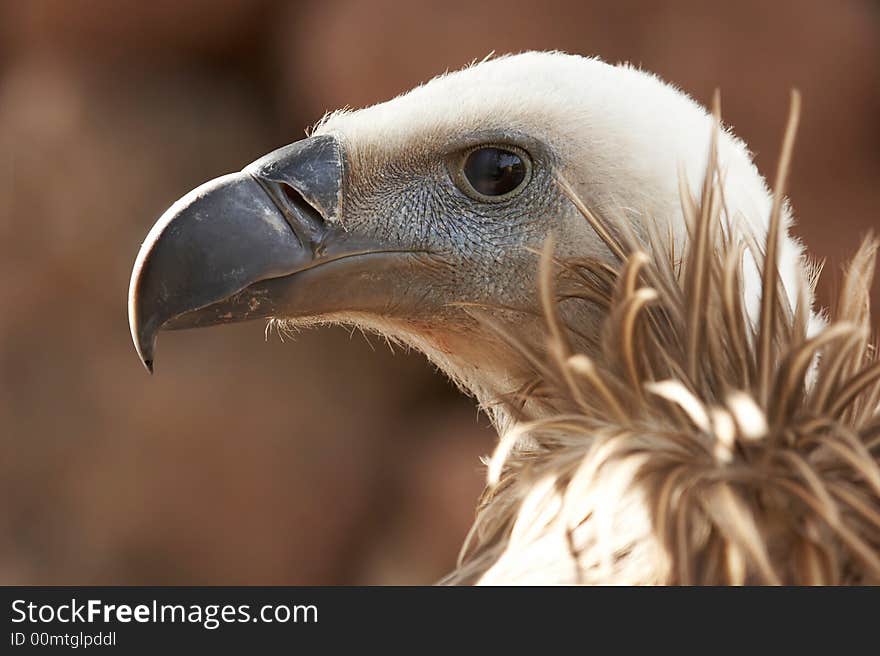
[{"x1": 0, "y1": 0, "x2": 877, "y2": 584}]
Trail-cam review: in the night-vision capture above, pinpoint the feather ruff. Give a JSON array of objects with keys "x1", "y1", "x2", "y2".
[{"x1": 447, "y1": 93, "x2": 880, "y2": 585}]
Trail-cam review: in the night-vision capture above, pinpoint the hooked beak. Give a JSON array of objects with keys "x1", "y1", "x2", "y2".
[{"x1": 128, "y1": 134, "x2": 428, "y2": 372}]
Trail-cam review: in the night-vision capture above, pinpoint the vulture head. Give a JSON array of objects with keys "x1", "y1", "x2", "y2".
[
  {"x1": 130, "y1": 52, "x2": 809, "y2": 423},
  {"x1": 130, "y1": 52, "x2": 880, "y2": 584}
]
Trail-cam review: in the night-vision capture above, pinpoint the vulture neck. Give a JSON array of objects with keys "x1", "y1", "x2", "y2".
[{"x1": 398, "y1": 318, "x2": 566, "y2": 431}]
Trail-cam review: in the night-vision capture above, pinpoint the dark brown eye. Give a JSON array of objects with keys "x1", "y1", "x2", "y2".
[{"x1": 461, "y1": 147, "x2": 529, "y2": 199}]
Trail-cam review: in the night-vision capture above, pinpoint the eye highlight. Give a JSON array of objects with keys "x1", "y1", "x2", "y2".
[{"x1": 455, "y1": 145, "x2": 531, "y2": 201}]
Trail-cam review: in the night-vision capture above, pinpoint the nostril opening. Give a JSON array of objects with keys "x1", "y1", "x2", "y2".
[
  {"x1": 281, "y1": 183, "x2": 303, "y2": 207},
  {"x1": 277, "y1": 182, "x2": 326, "y2": 232}
]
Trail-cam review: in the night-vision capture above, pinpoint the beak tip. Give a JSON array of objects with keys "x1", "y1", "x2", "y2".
[
  {"x1": 131, "y1": 314, "x2": 156, "y2": 375},
  {"x1": 133, "y1": 331, "x2": 156, "y2": 374}
]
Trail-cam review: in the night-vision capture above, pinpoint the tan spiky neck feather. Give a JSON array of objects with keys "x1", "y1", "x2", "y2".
[{"x1": 447, "y1": 95, "x2": 880, "y2": 585}]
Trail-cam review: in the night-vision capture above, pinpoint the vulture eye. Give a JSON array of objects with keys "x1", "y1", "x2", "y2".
[{"x1": 457, "y1": 146, "x2": 531, "y2": 201}]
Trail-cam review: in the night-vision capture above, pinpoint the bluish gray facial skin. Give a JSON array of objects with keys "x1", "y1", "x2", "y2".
[
  {"x1": 335, "y1": 128, "x2": 567, "y2": 309},
  {"x1": 129, "y1": 126, "x2": 572, "y2": 372}
]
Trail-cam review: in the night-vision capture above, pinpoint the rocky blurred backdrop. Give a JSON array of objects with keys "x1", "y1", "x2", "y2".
[{"x1": 0, "y1": 0, "x2": 877, "y2": 584}]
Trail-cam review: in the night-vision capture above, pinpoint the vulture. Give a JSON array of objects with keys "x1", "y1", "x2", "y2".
[{"x1": 129, "y1": 52, "x2": 880, "y2": 585}]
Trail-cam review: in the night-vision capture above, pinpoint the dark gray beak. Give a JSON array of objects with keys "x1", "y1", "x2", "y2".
[{"x1": 129, "y1": 134, "x2": 426, "y2": 373}]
